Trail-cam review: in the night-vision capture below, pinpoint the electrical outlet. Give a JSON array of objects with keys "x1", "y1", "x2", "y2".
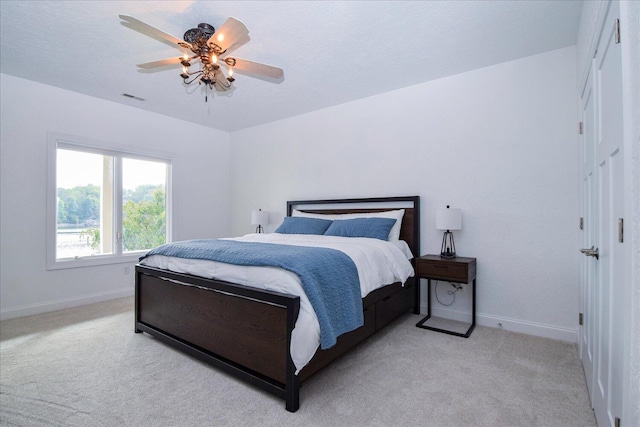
[{"x1": 123, "y1": 266, "x2": 131, "y2": 275}]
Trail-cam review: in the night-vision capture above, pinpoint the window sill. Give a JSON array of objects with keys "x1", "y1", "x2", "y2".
[{"x1": 47, "y1": 252, "x2": 145, "y2": 270}]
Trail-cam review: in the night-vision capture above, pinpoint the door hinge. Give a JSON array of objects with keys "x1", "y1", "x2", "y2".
[
  {"x1": 579, "y1": 121, "x2": 583, "y2": 135},
  {"x1": 579, "y1": 217, "x2": 584, "y2": 230},
  {"x1": 579, "y1": 313, "x2": 583, "y2": 326},
  {"x1": 618, "y1": 218, "x2": 624, "y2": 242},
  {"x1": 615, "y1": 416, "x2": 621, "y2": 427},
  {"x1": 615, "y1": 19, "x2": 621, "y2": 44}
]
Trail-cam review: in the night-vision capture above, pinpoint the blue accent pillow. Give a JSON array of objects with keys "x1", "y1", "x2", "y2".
[
  {"x1": 275, "y1": 217, "x2": 333, "y2": 235},
  {"x1": 324, "y1": 218, "x2": 397, "y2": 241}
]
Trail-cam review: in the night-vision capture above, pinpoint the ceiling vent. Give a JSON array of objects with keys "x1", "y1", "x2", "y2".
[{"x1": 122, "y1": 93, "x2": 145, "y2": 101}]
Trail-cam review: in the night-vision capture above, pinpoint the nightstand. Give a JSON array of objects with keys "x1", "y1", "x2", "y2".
[{"x1": 415, "y1": 255, "x2": 477, "y2": 338}]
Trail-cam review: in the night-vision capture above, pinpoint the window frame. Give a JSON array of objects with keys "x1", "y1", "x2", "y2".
[{"x1": 47, "y1": 132, "x2": 173, "y2": 270}]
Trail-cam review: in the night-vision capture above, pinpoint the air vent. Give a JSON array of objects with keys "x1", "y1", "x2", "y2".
[{"x1": 122, "y1": 93, "x2": 145, "y2": 101}]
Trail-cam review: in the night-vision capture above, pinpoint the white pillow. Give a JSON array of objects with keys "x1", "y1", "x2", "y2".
[{"x1": 292, "y1": 209, "x2": 405, "y2": 242}]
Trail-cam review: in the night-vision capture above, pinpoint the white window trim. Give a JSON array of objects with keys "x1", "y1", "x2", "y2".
[{"x1": 47, "y1": 132, "x2": 173, "y2": 270}]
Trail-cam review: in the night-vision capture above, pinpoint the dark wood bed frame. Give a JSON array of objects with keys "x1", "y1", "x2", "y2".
[{"x1": 134, "y1": 196, "x2": 420, "y2": 412}]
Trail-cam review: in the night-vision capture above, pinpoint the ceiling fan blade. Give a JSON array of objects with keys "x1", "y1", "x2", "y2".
[
  {"x1": 208, "y1": 17, "x2": 249, "y2": 53},
  {"x1": 136, "y1": 57, "x2": 183, "y2": 69},
  {"x1": 227, "y1": 57, "x2": 284, "y2": 79},
  {"x1": 119, "y1": 15, "x2": 191, "y2": 50}
]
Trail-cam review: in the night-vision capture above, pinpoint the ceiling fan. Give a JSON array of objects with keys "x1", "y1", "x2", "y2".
[{"x1": 119, "y1": 15, "x2": 284, "y2": 101}]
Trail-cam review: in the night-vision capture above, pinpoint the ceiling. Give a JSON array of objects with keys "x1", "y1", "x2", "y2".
[{"x1": 0, "y1": 1, "x2": 583, "y2": 132}]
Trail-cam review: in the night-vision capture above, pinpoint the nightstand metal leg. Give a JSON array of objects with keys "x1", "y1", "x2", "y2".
[
  {"x1": 470, "y1": 278, "x2": 476, "y2": 333},
  {"x1": 427, "y1": 278, "x2": 432, "y2": 318},
  {"x1": 416, "y1": 277, "x2": 476, "y2": 338}
]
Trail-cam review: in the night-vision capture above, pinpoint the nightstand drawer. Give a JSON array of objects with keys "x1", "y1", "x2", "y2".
[
  {"x1": 416, "y1": 262, "x2": 469, "y2": 282},
  {"x1": 415, "y1": 255, "x2": 476, "y2": 283}
]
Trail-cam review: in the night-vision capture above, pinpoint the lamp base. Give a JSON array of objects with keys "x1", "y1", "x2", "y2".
[
  {"x1": 440, "y1": 230, "x2": 457, "y2": 258},
  {"x1": 255, "y1": 225, "x2": 264, "y2": 234}
]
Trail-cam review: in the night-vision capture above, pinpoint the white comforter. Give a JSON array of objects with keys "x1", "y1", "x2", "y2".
[{"x1": 140, "y1": 233, "x2": 415, "y2": 372}]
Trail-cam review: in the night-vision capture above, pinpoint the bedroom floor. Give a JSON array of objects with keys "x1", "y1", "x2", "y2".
[{"x1": 0, "y1": 297, "x2": 596, "y2": 426}]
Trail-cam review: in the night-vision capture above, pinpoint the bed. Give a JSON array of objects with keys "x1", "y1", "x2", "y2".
[{"x1": 134, "y1": 196, "x2": 420, "y2": 412}]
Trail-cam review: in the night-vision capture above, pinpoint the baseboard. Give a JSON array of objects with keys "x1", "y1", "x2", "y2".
[
  {"x1": 423, "y1": 304, "x2": 578, "y2": 343},
  {"x1": 0, "y1": 288, "x2": 134, "y2": 321}
]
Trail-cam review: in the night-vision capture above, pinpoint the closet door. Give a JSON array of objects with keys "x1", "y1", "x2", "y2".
[
  {"x1": 579, "y1": 1, "x2": 625, "y2": 426},
  {"x1": 578, "y1": 66, "x2": 596, "y2": 403}
]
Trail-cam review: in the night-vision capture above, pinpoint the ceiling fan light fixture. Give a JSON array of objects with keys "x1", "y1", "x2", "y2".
[
  {"x1": 181, "y1": 58, "x2": 191, "y2": 75},
  {"x1": 121, "y1": 14, "x2": 283, "y2": 102}
]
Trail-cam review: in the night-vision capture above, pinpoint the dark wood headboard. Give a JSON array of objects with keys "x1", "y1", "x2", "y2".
[{"x1": 286, "y1": 196, "x2": 420, "y2": 257}]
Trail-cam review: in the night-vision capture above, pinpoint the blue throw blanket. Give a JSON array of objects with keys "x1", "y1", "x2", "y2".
[{"x1": 140, "y1": 239, "x2": 363, "y2": 349}]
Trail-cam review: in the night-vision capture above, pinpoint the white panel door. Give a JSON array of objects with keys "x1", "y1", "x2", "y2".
[
  {"x1": 579, "y1": 66, "x2": 596, "y2": 401},
  {"x1": 593, "y1": 2, "x2": 624, "y2": 424},
  {"x1": 580, "y1": 1, "x2": 626, "y2": 426}
]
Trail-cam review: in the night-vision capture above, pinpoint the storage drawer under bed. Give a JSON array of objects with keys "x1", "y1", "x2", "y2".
[{"x1": 375, "y1": 282, "x2": 413, "y2": 329}]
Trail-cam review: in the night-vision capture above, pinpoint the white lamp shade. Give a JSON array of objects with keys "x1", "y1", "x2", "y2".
[
  {"x1": 435, "y1": 207, "x2": 462, "y2": 231},
  {"x1": 251, "y1": 210, "x2": 270, "y2": 226}
]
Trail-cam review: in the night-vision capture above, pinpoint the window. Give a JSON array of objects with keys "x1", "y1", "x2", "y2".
[{"x1": 47, "y1": 134, "x2": 171, "y2": 269}]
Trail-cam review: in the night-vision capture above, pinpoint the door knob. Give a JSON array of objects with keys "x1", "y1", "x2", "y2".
[{"x1": 580, "y1": 246, "x2": 599, "y2": 260}]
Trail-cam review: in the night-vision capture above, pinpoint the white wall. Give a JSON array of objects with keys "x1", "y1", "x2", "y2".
[
  {"x1": 0, "y1": 74, "x2": 231, "y2": 319},
  {"x1": 230, "y1": 46, "x2": 579, "y2": 341},
  {"x1": 0, "y1": 47, "x2": 582, "y2": 342}
]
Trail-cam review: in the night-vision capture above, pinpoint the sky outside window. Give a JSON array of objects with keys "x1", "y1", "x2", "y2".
[{"x1": 57, "y1": 150, "x2": 165, "y2": 190}]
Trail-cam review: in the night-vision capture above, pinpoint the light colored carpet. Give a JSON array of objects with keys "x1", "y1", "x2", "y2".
[{"x1": 0, "y1": 297, "x2": 596, "y2": 427}]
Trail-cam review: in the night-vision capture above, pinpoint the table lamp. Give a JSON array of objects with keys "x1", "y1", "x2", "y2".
[
  {"x1": 251, "y1": 209, "x2": 270, "y2": 233},
  {"x1": 436, "y1": 205, "x2": 462, "y2": 258}
]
